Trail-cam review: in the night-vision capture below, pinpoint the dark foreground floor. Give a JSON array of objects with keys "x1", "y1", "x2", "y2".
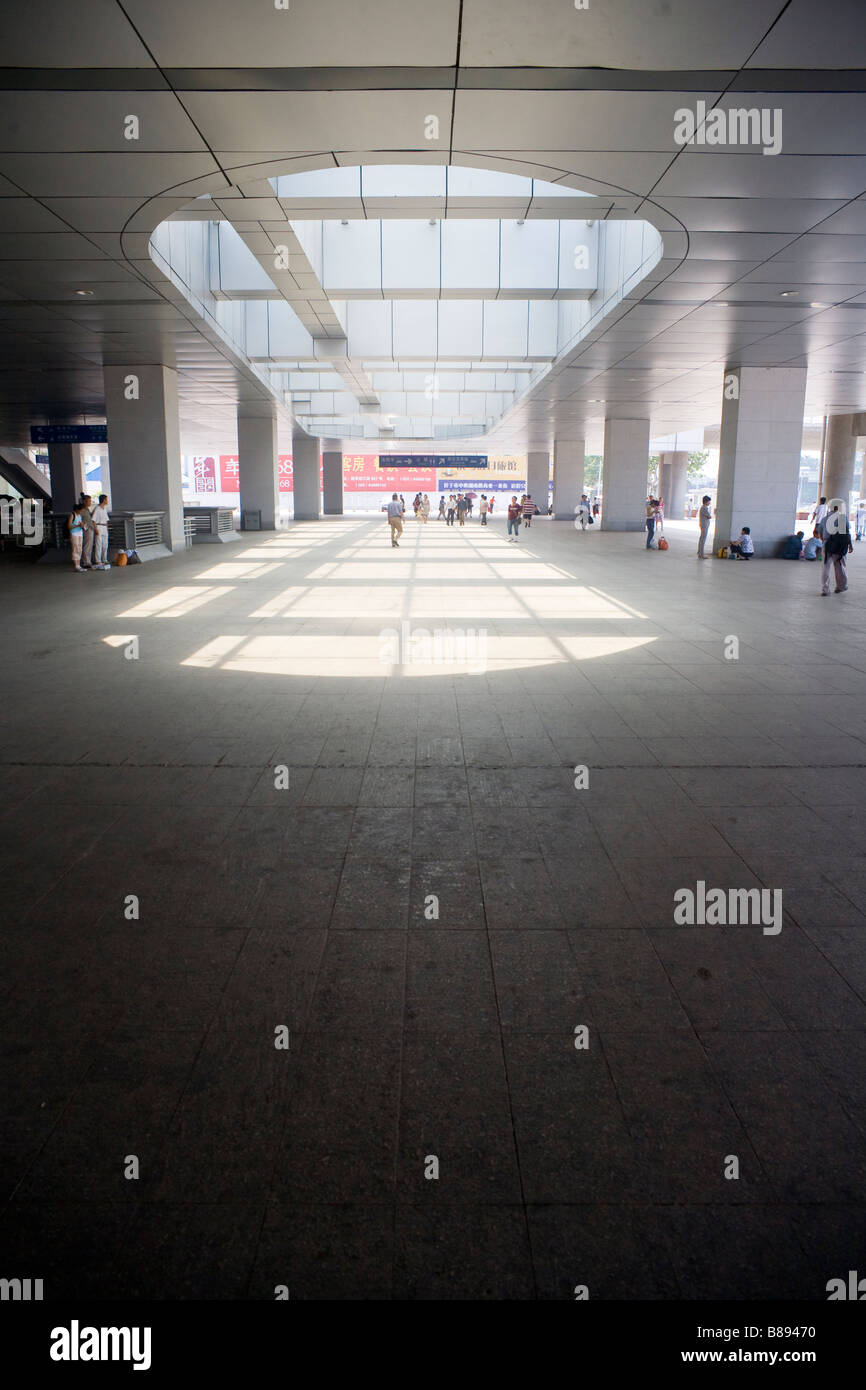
[{"x1": 2, "y1": 516, "x2": 866, "y2": 1299}]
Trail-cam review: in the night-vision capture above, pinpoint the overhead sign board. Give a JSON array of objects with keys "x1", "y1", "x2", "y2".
[
  {"x1": 378, "y1": 454, "x2": 487, "y2": 469},
  {"x1": 30, "y1": 425, "x2": 108, "y2": 444}
]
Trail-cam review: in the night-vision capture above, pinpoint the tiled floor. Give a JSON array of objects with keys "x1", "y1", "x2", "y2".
[{"x1": 2, "y1": 513, "x2": 866, "y2": 1299}]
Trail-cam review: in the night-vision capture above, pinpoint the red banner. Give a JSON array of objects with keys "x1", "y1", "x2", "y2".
[{"x1": 192, "y1": 455, "x2": 218, "y2": 495}]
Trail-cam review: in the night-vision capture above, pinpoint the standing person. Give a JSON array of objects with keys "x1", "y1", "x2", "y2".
[
  {"x1": 697, "y1": 494, "x2": 712, "y2": 558},
  {"x1": 446, "y1": 495, "x2": 456, "y2": 526},
  {"x1": 466, "y1": 494, "x2": 473, "y2": 519},
  {"x1": 856, "y1": 498, "x2": 866, "y2": 541},
  {"x1": 479, "y1": 494, "x2": 489, "y2": 525},
  {"x1": 382, "y1": 493, "x2": 403, "y2": 547},
  {"x1": 420, "y1": 493, "x2": 430, "y2": 523},
  {"x1": 821, "y1": 504, "x2": 853, "y2": 594},
  {"x1": 522, "y1": 494, "x2": 538, "y2": 527},
  {"x1": 507, "y1": 495, "x2": 522, "y2": 542},
  {"x1": 79, "y1": 494, "x2": 96, "y2": 569},
  {"x1": 456, "y1": 493, "x2": 468, "y2": 526},
  {"x1": 487, "y1": 494, "x2": 495, "y2": 518},
  {"x1": 812, "y1": 496, "x2": 829, "y2": 539},
  {"x1": 438, "y1": 495, "x2": 446, "y2": 520},
  {"x1": 645, "y1": 496, "x2": 659, "y2": 549},
  {"x1": 67, "y1": 502, "x2": 86, "y2": 571},
  {"x1": 91, "y1": 493, "x2": 111, "y2": 569},
  {"x1": 592, "y1": 498, "x2": 600, "y2": 517}
]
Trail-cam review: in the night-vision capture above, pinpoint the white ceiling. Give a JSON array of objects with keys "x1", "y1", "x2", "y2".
[{"x1": 0, "y1": 0, "x2": 864, "y2": 454}]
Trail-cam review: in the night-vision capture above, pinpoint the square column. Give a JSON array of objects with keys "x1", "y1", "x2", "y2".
[
  {"x1": 47, "y1": 442, "x2": 86, "y2": 514},
  {"x1": 662, "y1": 450, "x2": 688, "y2": 519},
  {"x1": 322, "y1": 439, "x2": 344, "y2": 515},
  {"x1": 552, "y1": 438, "x2": 585, "y2": 517},
  {"x1": 104, "y1": 365, "x2": 184, "y2": 551},
  {"x1": 237, "y1": 402, "x2": 279, "y2": 530},
  {"x1": 526, "y1": 450, "x2": 549, "y2": 511},
  {"x1": 293, "y1": 434, "x2": 320, "y2": 520},
  {"x1": 601, "y1": 418, "x2": 651, "y2": 530},
  {"x1": 713, "y1": 367, "x2": 807, "y2": 558}
]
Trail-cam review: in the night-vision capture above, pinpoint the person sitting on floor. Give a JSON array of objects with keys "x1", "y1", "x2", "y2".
[
  {"x1": 782, "y1": 530, "x2": 804, "y2": 559},
  {"x1": 803, "y1": 533, "x2": 823, "y2": 561},
  {"x1": 730, "y1": 526, "x2": 754, "y2": 560}
]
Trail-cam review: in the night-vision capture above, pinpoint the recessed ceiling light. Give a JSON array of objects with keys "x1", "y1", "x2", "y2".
[
  {"x1": 810, "y1": 302, "x2": 829, "y2": 308},
  {"x1": 779, "y1": 290, "x2": 799, "y2": 298},
  {"x1": 74, "y1": 289, "x2": 94, "y2": 297}
]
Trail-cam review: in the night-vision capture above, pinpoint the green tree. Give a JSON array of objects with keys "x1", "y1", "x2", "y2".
[{"x1": 687, "y1": 450, "x2": 710, "y2": 479}]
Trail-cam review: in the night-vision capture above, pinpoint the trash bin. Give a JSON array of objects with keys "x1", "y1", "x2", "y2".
[{"x1": 242, "y1": 509, "x2": 262, "y2": 531}]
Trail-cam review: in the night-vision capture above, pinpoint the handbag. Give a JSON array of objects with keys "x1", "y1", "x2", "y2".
[{"x1": 587, "y1": 514, "x2": 594, "y2": 525}]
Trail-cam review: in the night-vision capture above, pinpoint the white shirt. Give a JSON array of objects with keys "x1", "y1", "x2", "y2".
[
  {"x1": 735, "y1": 533, "x2": 754, "y2": 554},
  {"x1": 91, "y1": 505, "x2": 109, "y2": 528}
]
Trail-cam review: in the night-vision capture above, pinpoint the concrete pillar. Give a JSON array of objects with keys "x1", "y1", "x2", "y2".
[
  {"x1": 666, "y1": 450, "x2": 688, "y2": 519},
  {"x1": 822, "y1": 413, "x2": 857, "y2": 513},
  {"x1": 601, "y1": 418, "x2": 651, "y2": 530},
  {"x1": 237, "y1": 402, "x2": 279, "y2": 530},
  {"x1": 293, "y1": 433, "x2": 320, "y2": 520},
  {"x1": 659, "y1": 455, "x2": 672, "y2": 513},
  {"x1": 552, "y1": 438, "x2": 585, "y2": 517},
  {"x1": 104, "y1": 365, "x2": 184, "y2": 551},
  {"x1": 47, "y1": 442, "x2": 86, "y2": 513},
  {"x1": 322, "y1": 439, "x2": 344, "y2": 515},
  {"x1": 713, "y1": 366, "x2": 807, "y2": 558},
  {"x1": 526, "y1": 450, "x2": 549, "y2": 511}
]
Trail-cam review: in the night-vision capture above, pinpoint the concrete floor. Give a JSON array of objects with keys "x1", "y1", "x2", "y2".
[{"x1": 2, "y1": 513, "x2": 866, "y2": 1299}]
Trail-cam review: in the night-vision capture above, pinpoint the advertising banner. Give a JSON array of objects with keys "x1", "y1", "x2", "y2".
[
  {"x1": 192, "y1": 455, "x2": 218, "y2": 495},
  {"x1": 344, "y1": 453, "x2": 436, "y2": 492}
]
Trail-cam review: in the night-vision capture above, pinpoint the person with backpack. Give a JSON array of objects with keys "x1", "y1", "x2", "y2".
[
  {"x1": 67, "y1": 502, "x2": 87, "y2": 571},
  {"x1": 507, "y1": 496, "x2": 522, "y2": 542},
  {"x1": 821, "y1": 504, "x2": 854, "y2": 594}
]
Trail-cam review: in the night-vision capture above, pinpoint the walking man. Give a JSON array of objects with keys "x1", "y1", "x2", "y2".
[
  {"x1": 812, "y1": 496, "x2": 829, "y2": 539},
  {"x1": 382, "y1": 492, "x2": 403, "y2": 547},
  {"x1": 697, "y1": 494, "x2": 712, "y2": 558},
  {"x1": 480, "y1": 494, "x2": 489, "y2": 525},
  {"x1": 821, "y1": 504, "x2": 853, "y2": 594},
  {"x1": 507, "y1": 495, "x2": 522, "y2": 542},
  {"x1": 576, "y1": 494, "x2": 590, "y2": 530},
  {"x1": 522, "y1": 494, "x2": 538, "y2": 527}
]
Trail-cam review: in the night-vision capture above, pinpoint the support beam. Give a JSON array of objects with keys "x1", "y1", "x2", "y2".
[
  {"x1": 822, "y1": 413, "x2": 857, "y2": 510},
  {"x1": 713, "y1": 366, "x2": 807, "y2": 558},
  {"x1": 601, "y1": 418, "x2": 650, "y2": 531},
  {"x1": 322, "y1": 439, "x2": 344, "y2": 515},
  {"x1": 292, "y1": 434, "x2": 320, "y2": 520},
  {"x1": 237, "y1": 402, "x2": 279, "y2": 530},
  {"x1": 47, "y1": 442, "x2": 86, "y2": 514},
  {"x1": 526, "y1": 450, "x2": 549, "y2": 512},
  {"x1": 552, "y1": 438, "x2": 585, "y2": 517},
  {"x1": 104, "y1": 365, "x2": 184, "y2": 552}
]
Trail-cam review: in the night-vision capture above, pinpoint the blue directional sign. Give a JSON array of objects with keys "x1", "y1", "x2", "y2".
[
  {"x1": 30, "y1": 425, "x2": 108, "y2": 444},
  {"x1": 378, "y1": 454, "x2": 488, "y2": 468}
]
